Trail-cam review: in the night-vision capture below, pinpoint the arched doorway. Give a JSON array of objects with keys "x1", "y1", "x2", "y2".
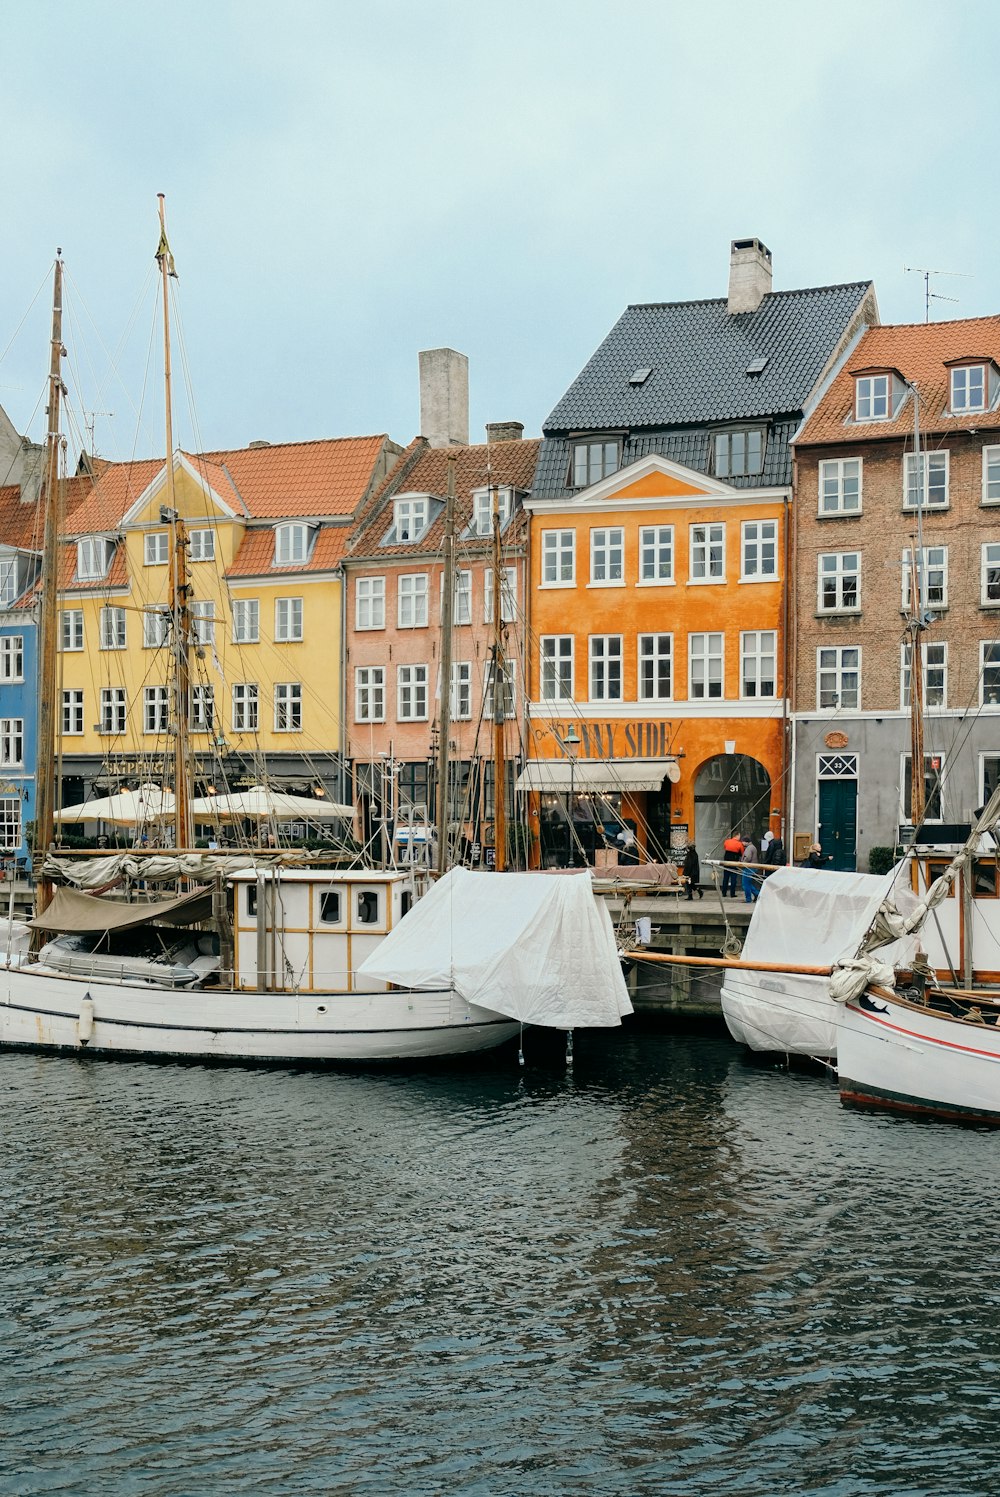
[{"x1": 693, "y1": 754, "x2": 773, "y2": 864}]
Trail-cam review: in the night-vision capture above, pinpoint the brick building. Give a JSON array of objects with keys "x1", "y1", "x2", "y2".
[{"x1": 791, "y1": 316, "x2": 1000, "y2": 868}]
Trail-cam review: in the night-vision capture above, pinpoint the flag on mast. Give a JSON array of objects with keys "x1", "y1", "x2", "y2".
[{"x1": 155, "y1": 227, "x2": 178, "y2": 278}]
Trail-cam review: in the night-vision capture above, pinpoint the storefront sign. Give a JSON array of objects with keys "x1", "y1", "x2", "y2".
[{"x1": 548, "y1": 720, "x2": 672, "y2": 760}]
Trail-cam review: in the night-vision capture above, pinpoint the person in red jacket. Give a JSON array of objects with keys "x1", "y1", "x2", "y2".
[{"x1": 721, "y1": 831, "x2": 744, "y2": 897}]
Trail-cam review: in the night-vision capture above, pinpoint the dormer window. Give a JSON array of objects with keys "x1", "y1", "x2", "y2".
[
  {"x1": 273, "y1": 523, "x2": 314, "y2": 566},
  {"x1": 950, "y1": 363, "x2": 987, "y2": 414},
  {"x1": 470, "y1": 487, "x2": 514, "y2": 537},
  {"x1": 393, "y1": 497, "x2": 429, "y2": 543},
  {"x1": 714, "y1": 427, "x2": 765, "y2": 478},
  {"x1": 572, "y1": 438, "x2": 620, "y2": 488},
  {"x1": 855, "y1": 374, "x2": 890, "y2": 421},
  {"x1": 76, "y1": 537, "x2": 112, "y2": 581}
]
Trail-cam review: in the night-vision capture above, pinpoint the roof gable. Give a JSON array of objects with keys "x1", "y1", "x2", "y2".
[{"x1": 121, "y1": 452, "x2": 243, "y2": 527}]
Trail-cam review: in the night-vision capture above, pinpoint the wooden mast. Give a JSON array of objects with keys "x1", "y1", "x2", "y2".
[
  {"x1": 435, "y1": 456, "x2": 456, "y2": 873},
  {"x1": 155, "y1": 194, "x2": 194, "y2": 851},
  {"x1": 908, "y1": 383, "x2": 926, "y2": 826},
  {"x1": 32, "y1": 253, "x2": 66, "y2": 917},
  {"x1": 490, "y1": 481, "x2": 507, "y2": 872}
]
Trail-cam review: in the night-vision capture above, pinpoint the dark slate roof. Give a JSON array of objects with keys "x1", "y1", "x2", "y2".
[
  {"x1": 532, "y1": 420, "x2": 799, "y2": 499},
  {"x1": 544, "y1": 283, "x2": 873, "y2": 433}
]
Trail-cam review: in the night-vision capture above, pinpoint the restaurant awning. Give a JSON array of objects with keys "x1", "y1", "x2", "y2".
[{"x1": 515, "y1": 760, "x2": 680, "y2": 793}]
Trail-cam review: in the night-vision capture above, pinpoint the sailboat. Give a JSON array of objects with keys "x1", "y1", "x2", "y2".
[{"x1": 0, "y1": 206, "x2": 631, "y2": 1064}]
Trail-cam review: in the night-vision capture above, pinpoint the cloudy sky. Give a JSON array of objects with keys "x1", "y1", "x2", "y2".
[{"x1": 2, "y1": 0, "x2": 996, "y2": 462}]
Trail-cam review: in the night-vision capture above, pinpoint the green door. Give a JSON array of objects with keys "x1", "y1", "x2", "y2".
[{"x1": 818, "y1": 779, "x2": 857, "y2": 872}]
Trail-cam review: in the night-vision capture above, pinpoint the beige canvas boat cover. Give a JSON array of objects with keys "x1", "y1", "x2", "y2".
[{"x1": 30, "y1": 885, "x2": 214, "y2": 934}]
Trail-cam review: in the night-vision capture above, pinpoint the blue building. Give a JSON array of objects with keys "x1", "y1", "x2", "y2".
[{"x1": 0, "y1": 406, "x2": 44, "y2": 866}]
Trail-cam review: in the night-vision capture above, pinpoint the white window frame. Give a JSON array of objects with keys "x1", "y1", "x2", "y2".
[
  {"x1": 485, "y1": 659, "x2": 517, "y2": 721},
  {"x1": 540, "y1": 636, "x2": 574, "y2": 703},
  {"x1": 900, "y1": 752, "x2": 946, "y2": 824},
  {"x1": 145, "y1": 532, "x2": 169, "y2": 566},
  {"x1": 983, "y1": 446, "x2": 1000, "y2": 506},
  {"x1": 99, "y1": 606, "x2": 127, "y2": 651},
  {"x1": 275, "y1": 596, "x2": 304, "y2": 642},
  {"x1": 143, "y1": 686, "x2": 169, "y2": 734},
  {"x1": 818, "y1": 457, "x2": 863, "y2": 515},
  {"x1": 541, "y1": 530, "x2": 575, "y2": 587},
  {"x1": 638, "y1": 526, "x2": 674, "y2": 585},
  {"x1": 688, "y1": 633, "x2": 724, "y2": 700},
  {"x1": 61, "y1": 689, "x2": 84, "y2": 736},
  {"x1": 900, "y1": 641, "x2": 948, "y2": 710},
  {"x1": 950, "y1": 364, "x2": 986, "y2": 415},
  {"x1": 818, "y1": 552, "x2": 860, "y2": 613},
  {"x1": 982, "y1": 543, "x2": 1000, "y2": 606},
  {"x1": 397, "y1": 664, "x2": 429, "y2": 722},
  {"x1": 484, "y1": 567, "x2": 517, "y2": 624},
  {"x1": 355, "y1": 576, "x2": 386, "y2": 631},
  {"x1": 189, "y1": 528, "x2": 216, "y2": 562},
  {"x1": 589, "y1": 528, "x2": 624, "y2": 586},
  {"x1": 471, "y1": 488, "x2": 513, "y2": 536},
  {"x1": 190, "y1": 685, "x2": 215, "y2": 732},
  {"x1": 740, "y1": 630, "x2": 777, "y2": 699},
  {"x1": 981, "y1": 642, "x2": 1000, "y2": 706},
  {"x1": 274, "y1": 523, "x2": 312, "y2": 566},
  {"x1": 689, "y1": 523, "x2": 725, "y2": 584},
  {"x1": 637, "y1": 634, "x2": 672, "y2": 702},
  {"x1": 143, "y1": 608, "x2": 169, "y2": 649},
  {"x1": 99, "y1": 687, "x2": 127, "y2": 735},
  {"x1": 393, "y1": 496, "x2": 429, "y2": 543},
  {"x1": 231, "y1": 598, "x2": 260, "y2": 643},
  {"x1": 588, "y1": 635, "x2": 622, "y2": 702},
  {"x1": 190, "y1": 600, "x2": 215, "y2": 646},
  {"x1": 232, "y1": 682, "x2": 259, "y2": 733},
  {"x1": 0, "y1": 795, "x2": 21, "y2": 852},
  {"x1": 0, "y1": 636, "x2": 24, "y2": 682},
  {"x1": 740, "y1": 520, "x2": 777, "y2": 581},
  {"x1": 904, "y1": 450, "x2": 949, "y2": 510},
  {"x1": 398, "y1": 573, "x2": 429, "y2": 629},
  {"x1": 0, "y1": 718, "x2": 24, "y2": 767},
  {"x1": 60, "y1": 610, "x2": 83, "y2": 652},
  {"x1": 817, "y1": 646, "x2": 861, "y2": 711},
  {"x1": 354, "y1": 667, "x2": 385, "y2": 724},
  {"x1": 274, "y1": 682, "x2": 303, "y2": 731},
  {"x1": 0, "y1": 559, "x2": 17, "y2": 607},
  {"x1": 450, "y1": 661, "x2": 472, "y2": 720},
  {"x1": 440, "y1": 570, "x2": 472, "y2": 626},
  {"x1": 855, "y1": 374, "x2": 890, "y2": 421},
  {"x1": 76, "y1": 537, "x2": 111, "y2": 581},
  {"x1": 902, "y1": 546, "x2": 948, "y2": 612}
]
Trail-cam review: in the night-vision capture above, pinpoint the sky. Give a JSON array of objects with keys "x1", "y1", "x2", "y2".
[{"x1": 2, "y1": 0, "x2": 998, "y2": 464}]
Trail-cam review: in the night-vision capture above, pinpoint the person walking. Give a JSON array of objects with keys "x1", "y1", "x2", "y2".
[
  {"x1": 741, "y1": 834, "x2": 759, "y2": 903},
  {"x1": 721, "y1": 831, "x2": 744, "y2": 897},
  {"x1": 763, "y1": 834, "x2": 785, "y2": 874},
  {"x1": 682, "y1": 842, "x2": 703, "y2": 900}
]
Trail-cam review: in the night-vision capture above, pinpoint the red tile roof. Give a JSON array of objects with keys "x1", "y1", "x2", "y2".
[
  {"x1": 226, "y1": 523, "x2": 350, "y2": 579},
  {"x1": 797, "y1": 316, "x2": 1000, "y2": 445},
  {"x1": 0, "y1": 484, "x2": 47, "y2": 551}
]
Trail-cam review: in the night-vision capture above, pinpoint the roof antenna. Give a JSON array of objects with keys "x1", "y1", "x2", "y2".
[
  {"x1": 904, "y1": 265, "x2": 971, "y2": 322},
  {"x1": 84, "y1": 409, "x2": 114, "y2": 456}
]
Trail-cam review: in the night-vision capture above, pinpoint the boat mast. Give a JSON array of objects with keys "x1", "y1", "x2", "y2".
[
  {"x1": 907, "y1": 382, "x2": 926, "y2": 826},
  {"x1": 435, "y1": 455, "x2": 456, "y2": 873},
  {"x1": 155, "y1": 195, "x2": 194, "y2": 851},
  {"x1": 32, "y1": 253, "x2": 66, "y2": 916},
  {"x1": 490, "y1": 480, "x2": 507, "y2": 872}
]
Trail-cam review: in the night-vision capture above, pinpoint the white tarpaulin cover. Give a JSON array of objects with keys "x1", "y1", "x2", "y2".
[
  {"x1": 721, "y1": 865, "x2": 919, "y2": 1057},
  {"x1": 357, "y1": 867, "x2": 633, "y2": 1029}
]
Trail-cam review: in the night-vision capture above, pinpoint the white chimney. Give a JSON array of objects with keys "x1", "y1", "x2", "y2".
[
  {"x1": 419, "y1": 348, "x2": 469, "y2": 448},
  {"x1": 728, "y1": 238, "x2": 773, "y2": 315}
]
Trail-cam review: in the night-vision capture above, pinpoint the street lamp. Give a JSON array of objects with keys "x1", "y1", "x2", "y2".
[{"x1": 564, "y1": 724, "x2": 580, "y2": 865}]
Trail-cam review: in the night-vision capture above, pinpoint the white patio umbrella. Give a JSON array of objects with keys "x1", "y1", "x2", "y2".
[
  {"x1": 188, "y1": 784, "x2": 353, "y2": 822},
  {"x1": 53, "y1": 783, "x2": 176, "y2": 827}
]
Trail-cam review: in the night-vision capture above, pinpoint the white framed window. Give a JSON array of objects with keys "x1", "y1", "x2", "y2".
[
  {"x1": 393, "y1": 496, "x2": 429, "y2": 542},
  {"x1": 690, "y1": 523, "x2": 725, "y2": 583},
  {"x1": 398, "y1": 573, "x2": 429, "y2": 628},
  {"x1": 901, "y1": 752, "x2": 945, "y2": 822},
  {"x1": 589, "y1": 636, "x2": 622, "y2": 701},
  {"x1": 904, "y1": 451, "x2": 949, "y2": 510},
  {"x1": 440, "y1": 570, "x2": 472, "y2": 625},
  {"x1": 356, "y1": 576, "x2": 385, "y2": 630},
  {"x1": 189, "y1": 528, "x2": 216, "y2": 562},
  {"x1": 741, "y1": 520, "x2": 777, "y2": 580},
  {"x1": 590, "y1": 528, "x2": 624, "y2": 585},
  {"x1": 818, "y1": 552, "x2": 860, "y2": 612},
  {"x1": 638, "y1": 526, "x2": 674, "y2": 584},
  {"x1": 450, "y1": 661, "x2": 472, "y2": 720},
  {"x1": 0, "y1": 796, "x2": 20, "y2": 851},
  {"x1": 689, "y1": 633, "x2": 724, "y2": 699},
  {"x1": 99, "y1": 687, "x2": 127, "y2": 735},
  {"x1": 355, "y1": 667, "x2": 385, "y2": 723},
  {"x1": 902, "y1": 546, "x2": 948, "y2": 611},
  {"x1": 191, "y1": 685, "x2": 214, "y2": 732},
  {"x1": 983, "y1": 544, "x2": 1000, "y2": 605},
  {"x1": 817, "y1": 646, "x2": 861, "y2": 710},
  {"x1": 485, "y1": 660, "x2": 517, "y2": 721},
  {"x1": 950, "y1": 365, "x2": 986, "y2": 414},
  {"x1": 572, "y1": 438, "x2": 619, "y2": 488},
  {"x1": 145, "y1": 532, "x2": 169, "y2": 566},
  {"x1": 741, "y1": 631, "x2": 777, "y2": 699},
  {"x1": 397, "y1": 664, "x2": 428, "y2": 721},
  {"x1": 274, "y1": 682, "x2": 303, "y2": 731},
  {"x1": 0, "y1": 559, "x2": 17, "y2": 606},
  {"x1": 819, "y1": 457, "x2": 862, "y2": 515},
  {"x1": 190, "y1": 600, "x2": 215, "y2": 645},
  {"x1": 275, "y1": 597, "x2": 303, "y2": 642},
  {"x1": 541, "y1": 530, "x2": 575, "y2": 585},
  {"x1": 76, "y1": 537, "x2": 112, "y2": 581},
  {"x1": 143, "y1": 608, "x2": 169, "y2": 649},
  {"x1": 714, "y1": 428, "x2": 764, "y2": 477},
  {"x1": 62, "y1": 689, "x2": 83, "y2": 736},
  {"x1": 983, "y1": 447, "x2": 1000, "y2": 505},
  {"x1": 540, "y1": 637, "x2": 574, "y2": 702},
  {"x1": 471, "y1": 488, "x2": 513, "y2": 536},
  {"x1": 484, "y1": 567, "x2": 517, "y2": 623},
  {"x1": 981, "y1": 643, "x2": 1000, "y2": 706},
  {"x1": 855, "y1": 374, "x2": 890, "y2": 421},
  {"x1": 232, "y1": 683, "x2": 259, "y2": 732},
  {"x1": 232, "y1": 598, "x2": 259, "y2": 643},
  {"x1": 99, "y1": 606, "x2": 126, "y2": 650},
  {"x1": 0, "y1": 719, "x2": 23, "y2": 767},
  {"x1": 981, "y1": 753, "x2": 1000, "y2": 805},
  {"x1": 274, "y1": 523, "x2": 312, "y2": 566},
  {"x1": 60, "y1": 610, "x2": 83, "y2": 652},
  {"x1": 901, "y1": 641, "x2": 948, "y2": 710},
  {"x1": 0, "y1": 636, "x2": 23, "y2": 682},
  {"x1": 143, "y1": 686, "x2": 169, "y2": 733},
  {"x1": 638, "y1": 634, "x2": 672, "y2": 701}
]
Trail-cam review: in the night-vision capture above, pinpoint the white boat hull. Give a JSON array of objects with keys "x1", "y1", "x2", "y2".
[
  {"x1": 0, "y1": 966, "x2": 520, "y2": 1063},
  {"x1": 839, "y1": 991, "x2": 1000, "y2": 1126},
  {"x1": 721, "y1": 971, "x2": 838, "y2": 1058}
]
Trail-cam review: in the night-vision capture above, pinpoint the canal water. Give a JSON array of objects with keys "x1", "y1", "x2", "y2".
[{"x1": 3, "y1": 1030, "x2": 999, "y2": 1496}]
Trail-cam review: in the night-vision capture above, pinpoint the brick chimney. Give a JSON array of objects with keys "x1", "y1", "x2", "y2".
[
  {"x1": 419, "y1": 348, "x2": 469, "y2": 448},
  {"x1": 728, "y1": 238, "x2": 773, "y2": 315},
  {"x1": 486, "y1": 421, "x2": 524, "y2": 443}
]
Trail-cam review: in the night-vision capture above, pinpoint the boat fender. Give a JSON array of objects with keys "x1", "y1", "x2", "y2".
[
  {"x1": 565, "y1": 1029, "x2": 574, "y2": 1070},
  {"x1": 79, "y1": 995, "x2": 95, "y2": 1046}
]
